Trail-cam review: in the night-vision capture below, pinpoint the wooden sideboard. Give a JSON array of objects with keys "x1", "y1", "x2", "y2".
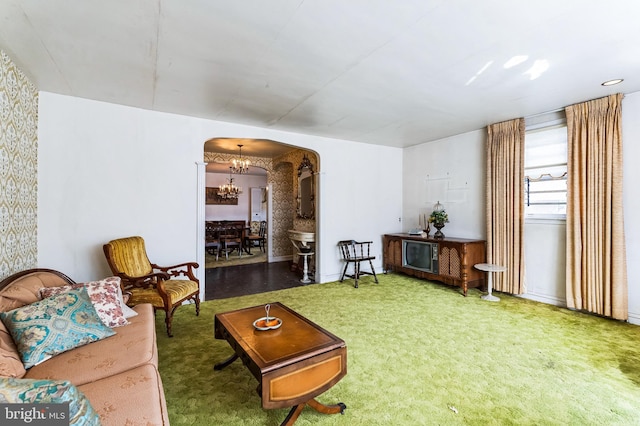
[{"x1": 383, "y1": 233, "x2": 486, "y2": 296}]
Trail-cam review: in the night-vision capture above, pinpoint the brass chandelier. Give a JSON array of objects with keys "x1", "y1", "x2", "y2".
[
  {"x1": 217, "y1": 167, "x2": 242, "y2": 199},
  {"x1": 231, "y1": 144, "x2": 250, "y2": 174}
]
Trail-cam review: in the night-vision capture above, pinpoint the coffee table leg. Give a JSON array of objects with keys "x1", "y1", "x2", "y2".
[
  {"x1": 281, "y1": 404, "x2": 305, "y2": 426},
  {"x1": 307, "y1": 398, "x2": 347, "y2": 415},
  {"x1": 213, "y1": 353, "x2": 238, "y2": 370},
  {"x1": 281, "y1": 399, "x2": 346, "y2": 425}
]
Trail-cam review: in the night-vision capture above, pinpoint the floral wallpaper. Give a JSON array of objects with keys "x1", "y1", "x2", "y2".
[
  {"x1": 274, "y1": 149, "x2": 318, "y2": 234},
  {"x1": 0, "y1": 50, "x2": 38, "y2": 280},
  {"x1": 271, "y1": 161, "x2": 295, "y2": 258},
  {"x1": 273, "y1": 150, "x2": 318, "y2": 274}
]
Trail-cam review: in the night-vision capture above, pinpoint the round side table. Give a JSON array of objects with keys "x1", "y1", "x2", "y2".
[
  {"x1": 474, "y1": 263, "x2": 507, "y2": 302},
  {"x1": 298, "y1": 251, "x2": 314, "y2": 284}
]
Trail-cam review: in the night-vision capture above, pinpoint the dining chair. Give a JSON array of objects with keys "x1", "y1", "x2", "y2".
[
  {"x1": 220, "y1": 225, "x2": 243, "y2": 259},
  {"x1": 245, "y1": 220, "x2": 267, "y2": 253},
  {"x1": 205, "y1": 225, "x2": 223, "y2": 260}
]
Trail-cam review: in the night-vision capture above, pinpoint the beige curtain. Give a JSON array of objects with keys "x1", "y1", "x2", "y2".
[
  {"x1": 486, "y1": 118, "x2": 526, "y2": 294},
  {"x1": 565, "y1": 94, "x2": 627, "y2": 320}
]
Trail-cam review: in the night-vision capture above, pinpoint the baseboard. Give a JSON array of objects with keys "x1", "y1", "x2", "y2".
[
  {"x1": 271, "y1": 255, "x2": 292, "y2": 263},
  {"x1": 627, "y1": 311, "x2": 640, "y2": 326},
  {"x1": 517, "y1": 292, "x2": 566, "y2": 307},
  {"x1": 519, "y1": 293, "x2": 640, "y2": 325},
  {"x1": 318, "y1": 273, "x2": 342, "y2": 283}
]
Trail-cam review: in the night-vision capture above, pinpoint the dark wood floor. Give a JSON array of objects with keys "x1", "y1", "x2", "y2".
[{"x1": 205, "y1": 261, "x2": 308, "y2": 300}]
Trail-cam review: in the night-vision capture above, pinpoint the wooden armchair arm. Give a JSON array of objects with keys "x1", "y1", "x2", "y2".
[
  {"x1": 116, "y1": 271, "x2": 170, "y2": 290},
  {"x1": 152, "y1": 262, "x2": 199, "y2": 282}
]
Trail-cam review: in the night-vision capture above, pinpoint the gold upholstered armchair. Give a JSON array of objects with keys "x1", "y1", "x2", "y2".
[{"x1": 103, "y1": 236, "x2": 200, "y2": 337}]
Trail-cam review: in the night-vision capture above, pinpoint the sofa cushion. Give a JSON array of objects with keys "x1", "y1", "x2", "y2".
[
  {"x1": 25, "y1": 304, "x2": 157, "y2": 385},
  {"x1": 120, "y1": 292, "x2": 138, "y2": 319},
  {"x1": 0, "y1": 270, "x2": 73, "y2": 312},
  {"x1": 0, "y1": 377, "x2": 100, "y2": 425},
  {"x1": 0, "y1": 288, "x2": 115, "y2": 368},
  {"x1": 0, "y1": 319, "x2": 26, "y2": 378},
  {"x1": 78, "y1": 363, "x2": 168, "y2": 426},
  {"x1": 40, "y1": 277, "x2": 129, "y2": 328}
]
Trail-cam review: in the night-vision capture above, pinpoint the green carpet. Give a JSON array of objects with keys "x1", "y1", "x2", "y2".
[{"x1": 156, "y1": 273, "x2": 640, "y2": 425}]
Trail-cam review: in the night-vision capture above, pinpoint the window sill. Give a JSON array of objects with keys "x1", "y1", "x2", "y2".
[{"x1": 525, "y1": 216, "x2": 566, "y2": 225}]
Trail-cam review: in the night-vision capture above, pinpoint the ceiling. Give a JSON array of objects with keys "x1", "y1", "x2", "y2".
[
  {"x1": 2, "y1": 0, "x2": 639, "y2": 156},
  {"x1": 203, "y1": 138, "x2": 293, "y2": 174}
]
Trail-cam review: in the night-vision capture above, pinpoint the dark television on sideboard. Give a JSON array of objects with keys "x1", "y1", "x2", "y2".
[{"x1": 402, "y1": 239, "x2": 439, "y2": 274}]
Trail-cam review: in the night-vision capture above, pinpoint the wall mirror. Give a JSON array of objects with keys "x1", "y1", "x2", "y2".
[{"x1": 297, "y1": 155, "x2": 315, "y2": 219}]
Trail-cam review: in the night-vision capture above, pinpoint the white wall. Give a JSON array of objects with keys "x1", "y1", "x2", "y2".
[
  {"x1": 523, "y1": 220, "x2": 566, "y2": 306},
  {"x1": 402, "y1": 130, "x2": 486, "y2": 239},
  {"x1": 403, "y1": 93, "x2": 640, "y2": 324},
  {"x1": 37, "y1": 92, "x2": 403, "y2": 286}
]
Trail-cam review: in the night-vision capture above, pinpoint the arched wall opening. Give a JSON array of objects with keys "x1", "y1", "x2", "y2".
[{"x1": 200, "y1": 138, "x2": 319, "y2": 299}]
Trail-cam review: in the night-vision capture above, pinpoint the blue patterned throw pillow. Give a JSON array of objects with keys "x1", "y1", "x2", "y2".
[
  {"x1": 0, "y1": 377, "x2": 100, "y2": 425},
  {"x1": 0, "y1": 287, "x2": 115, "y2": 368}
]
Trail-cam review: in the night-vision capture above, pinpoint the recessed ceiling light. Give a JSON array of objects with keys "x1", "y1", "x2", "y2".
[{"x1": 602, "y1": 79, "x2": 623, "y2": 86}]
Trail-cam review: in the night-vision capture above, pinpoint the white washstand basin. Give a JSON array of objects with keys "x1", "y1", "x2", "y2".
[
  {"x1": 288, "y1": 230, "x2": 315, "y2": 250},
  {"x1": 288, "y1": 230, "x2": 316, "y2": 283}
]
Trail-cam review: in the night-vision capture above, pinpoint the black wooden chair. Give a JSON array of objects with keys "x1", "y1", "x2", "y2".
[
  {"x1": 220, "y1": 225, "x2": 243, "y2": 259},
  {"x1": 337, "y1": 240, "x2": 379, "y2": 288},
  {"x1": 205, "y1": 226, "x2": 223, "y2": 260}
]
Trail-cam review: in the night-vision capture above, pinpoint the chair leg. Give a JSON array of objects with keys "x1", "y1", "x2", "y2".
[
  {"x1": 339, "y1": 263, "x2": 349, "y2": 282},
  {"x1": 354, "y1": 262, "x2": 360, "y2": 288},
  {"x1": 165, "y1": 309, "x2": 174, "y2": 338},
  {"x1": 194, "y1": 294, "x2": 200, "y2": 316},
  {"x1": 369, "y1": 259, "x2": 379, "y2": 283}
]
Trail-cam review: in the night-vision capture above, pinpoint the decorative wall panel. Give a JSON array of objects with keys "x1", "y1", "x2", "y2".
[{"x1": 0, "y1": 50, "x2": 38, "y2": 279}]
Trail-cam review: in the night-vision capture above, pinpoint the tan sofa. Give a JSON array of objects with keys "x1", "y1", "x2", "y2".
[{"x1": 0, "y1": 269, "x2": 169, "y2": 425}]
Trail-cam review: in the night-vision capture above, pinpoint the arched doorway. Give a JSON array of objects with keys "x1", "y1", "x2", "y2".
[
  {"x1": 203, "y1": 162, "x2": 268, "y2": 268},
  {"x1": 200, "y1": 138, "x2": 319, "y2": 300}
]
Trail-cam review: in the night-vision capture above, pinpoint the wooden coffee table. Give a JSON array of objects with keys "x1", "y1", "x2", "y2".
[{"x1": 214, "y1": 302, "x2": 347, "y2": 425}]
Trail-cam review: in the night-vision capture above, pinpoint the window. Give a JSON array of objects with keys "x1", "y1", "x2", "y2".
[{"x1": 524, "y1": 125, "x2": 567, "y2": 218}]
